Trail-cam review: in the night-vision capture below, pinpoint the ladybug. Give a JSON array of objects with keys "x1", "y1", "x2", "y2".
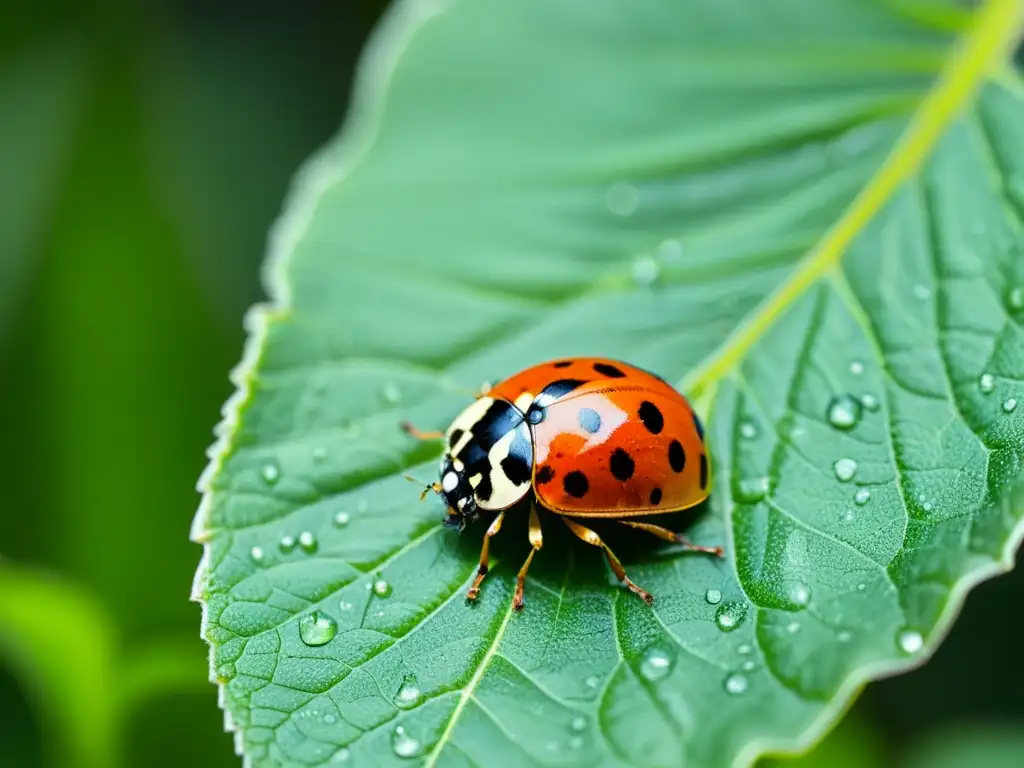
[{"x1": 401, "y1": 357, "x2": 722, "y2": 610}]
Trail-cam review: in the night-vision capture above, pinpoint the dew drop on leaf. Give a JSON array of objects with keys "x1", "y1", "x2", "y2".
[
  {"x1": 833, "y1": 457, "x2": 858, "y2": 482},
  {"x1": 860, "y1": 394, "x2": 879, "y2": 412},
  {"x1": 639, "y1": 648, "x2": 673, "y2": 681},
  {"x1": 1003, "y1": 397, "x2": 1018, "y2": 413},
  {"x1": 298, "y1": 611, "x2": 337, "y2": 647},
  {"x1": 912, "y1": 283, "x2": 931, "y2": 300},
  {"x1": 849, "y1": 360, "x2": 864, "y2": 375},
  {"x1": 827, "y1": 394, "x2": 862, "y2": 430},
  {"x1": 790, "y1": 583, "x2": 811, "y2": 607},
  {"x1": 331, "y1": 748, "x2": 350, "y2": 763},
  {"x1": 279, "y1": 535, "x2": 296, "y2": 553},
  {"x1": 394, "y1": 680, "x2": 421, "y2": 709},
  {"x1": 569, "y1": 736, "x2": 585, "y2": 749},
  {"x1": 841, "y1": 509, "x2": 855, "y2": 523},
  {"x1": 391, "y1": 726, "x2": 423, "y2": 759},
  {"x1": 632, "y1": 256, "x2": 660, "y2": 286},
  {"x1": 838, "y1": 631, "x2": 852, "y2": 643},
  {"x1": 897, "y1": 629, "x2": 924, "y2": 654},
  {"x1": 737, "y1": 643, "x2": 752, "y2": 655},
  {"x1": 736, "y1": 476, "x2": 769, "y2": 503},
  {"x1": 249, "y1": 546, "x2": 265, "y2": 564},
  {"x1": 1008, "y1": 285, "x2": 1023, "y2": 310},
  {"x1": 741, "y1": 660, "x2": 756, "y2": 672},
  {"x1": 260, "y1": 462, "x2": 280, "y2": 485},
  {"x1": 333, "y1": 511, "x2": 350, "y2": 527},
  {"x1": 605, "y1": 181, "x2": 638, "y2": 216},
  {"x1": 312, "y1": 447, "x2": 327, "y2": 464},
  {"x1": 715, "y1": 601, "x2": 748, "y2": 632},
  {"x1": 381, "y1": 383, "x2": 403, "y2": 405},
  {"x1": 373, "y1": 579, "x2": 392, "y2": 598},
  {"x1": 724, "y1": 673, "x2": 749, "y2": 695},
  {"x1": 979, "y1": 373, "x2": 996, "y2": 394},
  {"x1": 786, "y1": 620, "x2": 800, "y2": 634},
  {"x1": 569, "y1": 716, "x2": 588, "y2": 733},
  {"x1": 854, "y1": 489, "x2": 871, "y2": 506},
  {"x1": 585, "y1": 675, "x2": 599, "y2": 689},
  {"x1": 323, "y1": 714, "x2": 336, "y2": 724},
  {"x1": 739, "y1": 420, "x2": 758, "y2": 439},
  {"x1": 339, "y1": 600, "x2": 353, "y2": 611},
  {"x1": 298, "y1": 531, "x2": 318, "y2": 553},
  {"x1": 656, "y1": 239, "x2": 683, "y2": 264},
  {"x1": 705, "y1": 588, "x2": 723, "y2": 605}
]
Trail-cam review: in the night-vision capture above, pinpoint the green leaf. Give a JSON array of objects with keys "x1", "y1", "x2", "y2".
[
  {"x1": 193, "y1": 0, "x2": 1024, "y2": 765},
  {"x1": 901, "y1": 725, "x2": 1024, "y2": 768}
]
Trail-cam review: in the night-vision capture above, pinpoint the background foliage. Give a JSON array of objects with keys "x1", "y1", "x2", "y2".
[{"x1": 1, "y1": 1, "x2": 1023, "y2": 767}]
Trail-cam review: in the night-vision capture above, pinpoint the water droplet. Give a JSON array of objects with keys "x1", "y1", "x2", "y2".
[
  {"x1": 381, "y1": 383, "x2": 403, "y2": 405},
  {"x1": 737, "y1": 644, "x2": 752, "y2": 655},
  {"x1": 850, "y1": 361, "x2": 864, "y2": 375},
  {"x1": 323, "y1": 714, "x2": 337, "y2": 724},
  {"x1": 312, "y1": 447, "x2": 327, "y2": 464},
  {"x1": 913, "y1": 283, "x2": 931, "y2": 300},
  {"x1": 332, "y1": 748, "x2": 350, "y2": 763},
  {"x1": 391, "y1": 725, "x2": 423, "y2": 759},
  {"x1": 980, "y1": 373, "x2": 996, "y2": 394},
  {"x1": 898, "y1": 629, "x2": 924, "y2": 654},
  {"x1": 741, "y1": 659, "x2": 756, "y2": 672},
  {"x1": 739, "y1": 421, "x2": 758, "y2": 439},
  {"x1": 298, "y1": 531, "x2": 318, "y2": 553},
  {"x1": 260, "y1": 462, "x2": 280, "y2": 484},
  {"x1": 837, "y1": 631, "x2": 852, "y2": 643},
  {"x1": 339, "y1": 600, "x2": 353, "y2": 611},
  {"x1": 736, "y1": 476, "x2": 769, "y2": 503},
  {"x1": 1003, "y1": 397, "x2": 1018, "y2": 413},
  {"x1": 373, "y1": 579, "x2": 392, "y2": 598},
  {"x1": 854, "y1": 489, "x2": 871, "y2": 506},
  {"x1": 279, "y1": 535, "x2": 296, "y2": 553},
  {"x1": 923, "y1": 501, "x2": 933, "y2": 512},
  {"x1": 250, "y1": 545, "x2": 265, "y2": 564},
  {"x1": 857, "y1": 583, "x2": 866, "y2": 591},
  {"x1": 833, "y1": 458, "x2": 858, "y2": 482},
  {"x1": 861, "y1": 394, "x2": 879, "y2": 412},
  {"x1": 786, "y1": 620, "x2": 800, "y2": 634},
  {"x1": 639, "y1": 648, "x2": 673, "y2": 681},
  {"x1": 715, "y1": 601, "x2": 748, "y2": 632},
  {"x1": 1007, "y1": 285, "x2": 1023, "y2": 310},
  {"x1": 333, "y1": 511, "x2": 350, "y2": 527},
  {"x1": 790, "y1": 583, "x2": 811, "y2": 607},
  {"x1": 569, "y1": 716, "x2": 587, "y2": 733},
  {"x1": 585, "y1": 675, "x2": 599, "y2": 689},
  {"x1": 605, "y1": 181, "x2": 638, "y2": 216},
  {"x1": 394, "y1": 680, "x2": 421, "y2": 709},
  {"x1": 632, "y1": 256, "x2": 660, "y2": 286},
  {"x1": 841, "y1": 508, "x2": 855, "y2": 523},
  {"x1": 656, "y1": 239, "x2": 683, "y2": 264},
  {"x1": 827, "y1": 394, "x2": 863, "y2": 430},
  {"x1": 705, "y1": 588, "x2": 723, "y2": 605},
  {"x1": 724, "y1": 673, "x2": 749, "y2": 695},
  {"x1": 298, "y1": 611, "x2": 337, "y2": 646},
  {"x1": 569, "y1": 736, "x2": 584, "y2": 749}
]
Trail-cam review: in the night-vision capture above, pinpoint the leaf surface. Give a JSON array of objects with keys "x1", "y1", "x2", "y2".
[{"x1": 193, "y1": 1, "x2": 1024, "y2": 765}]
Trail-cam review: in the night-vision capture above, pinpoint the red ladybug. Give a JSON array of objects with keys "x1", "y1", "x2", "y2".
[{"x1": 401, "y1": 357, "x2": 722, "y2": 610}]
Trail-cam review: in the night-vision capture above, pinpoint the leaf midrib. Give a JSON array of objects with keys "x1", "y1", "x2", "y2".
[{"x1": 680, "y1": 0, "x2": 1024, "y2": 398}]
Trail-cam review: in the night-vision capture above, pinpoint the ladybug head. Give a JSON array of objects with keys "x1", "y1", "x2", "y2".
[{"x1": 438, "y1": 458, "x2": 479, "y2": 532}]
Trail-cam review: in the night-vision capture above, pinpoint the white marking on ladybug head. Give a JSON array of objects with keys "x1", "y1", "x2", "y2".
[{"x1": 442, "y1": 471, "x2": 459, "y2": 493}]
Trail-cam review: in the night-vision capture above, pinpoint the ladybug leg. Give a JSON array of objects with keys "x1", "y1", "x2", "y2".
[
  {"x1": 617, "y1": 521, "x2": 724, "y2": 558},
  {"x1": 512, "y1": 504, "x2": 544, "y2": 611},
  {"x1": 399, "y1": 421, "x2": 444, "y2": 441},
  {"x1": 466, "y1": 510, "x2": 505, "y2": 602},
  {"x1": 562, "y1": 518, "x2": 654, "y2": 605}
]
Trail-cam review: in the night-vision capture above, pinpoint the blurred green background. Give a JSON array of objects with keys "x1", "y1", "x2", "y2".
[{"x1": 0, "y1": 2, "x2": 1022, "y2": 767}]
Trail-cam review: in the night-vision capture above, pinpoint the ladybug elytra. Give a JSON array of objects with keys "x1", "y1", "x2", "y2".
[{"x1": 401, "y1": 357, "x2": 723, "y2": 609}]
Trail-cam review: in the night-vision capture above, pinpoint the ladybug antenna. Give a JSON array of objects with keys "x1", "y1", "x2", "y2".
[{"x1": 403, "y1": 474, "x2": 440, "y2": 501}]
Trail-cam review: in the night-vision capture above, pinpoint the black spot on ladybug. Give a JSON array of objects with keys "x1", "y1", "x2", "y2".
[
  {"x1": 593, "y1": 362, "x2": 626, "y2": 378},
  {"x1": 526, "y1": 405, "x2": 545, "y2": 424},
  {"x1": 563, "y1": 470, "x2": 589, "y2": 498},
  {"x1": 540, "y1": 379, "x2": 586, "y2": 402},
  {"x1": 577, "y1": 407, "x2": 602, "y2": 434},
  {"x1": 552, "y1": 360, "x2": 573, "y2": 368},
  {"x1": 649, "y1": 487, "x2": 663, "y2": 506},
  {"x1": 500, "y1": 454, "x2": 532, "y2": 486},
  {"x1": 476, "y1": 472, "x2": 494, "y2": 502},
  {"x1": 668, "y1": 440, "x2": 686, "y2": 473},
  {"x1": 609, "y1": 448, "x2": 635, "y2": 481},
  {"x1": 699, "y1": 453, "x2": 708, "y2": 490},
  {"x1": 448, "y1": 428, "x2": 464, "y2": 448},
  {"x1": 691, "y1": 409, "x2": 705, "y2": 441},
  {"x1": 535, "y1": 465, "x2": 555, "y2": 484},
  {"x1": 638, "y1": 401, "x2": 664, "y2": 434}
]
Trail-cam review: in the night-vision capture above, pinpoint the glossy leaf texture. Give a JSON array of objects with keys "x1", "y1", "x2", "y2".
[{"x1": 192, "y1": 0, "x2": 1024, "y2": 765}]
